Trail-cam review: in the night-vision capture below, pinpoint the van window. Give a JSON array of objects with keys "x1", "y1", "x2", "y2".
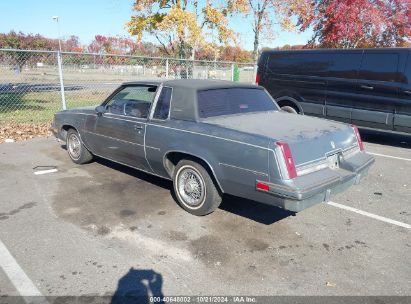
[
  {"x1": 329, "y1": 53, "x2": 362, "y2": 79},
  {"x1": 267, "y1": 52, "x2": 332, "y2": 76},
  {"x1": 359, "y1": 53, "x2": 399, "y2": 82}
]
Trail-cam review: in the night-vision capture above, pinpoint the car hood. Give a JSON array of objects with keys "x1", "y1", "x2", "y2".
[{"x1": 203, "y1": 111, "x2": 358, "y2": 166}]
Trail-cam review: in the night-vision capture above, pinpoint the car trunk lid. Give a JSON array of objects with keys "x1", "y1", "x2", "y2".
[{"x1": 203, "y1": 111, "x2": 358, "y2": 167}]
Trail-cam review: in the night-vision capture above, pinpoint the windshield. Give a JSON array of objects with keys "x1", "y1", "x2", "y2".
[{"x1": 197, "y1": 88, "x2": 277, "y2": 118}]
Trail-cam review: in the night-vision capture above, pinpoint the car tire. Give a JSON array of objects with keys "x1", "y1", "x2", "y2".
[
  {"x1": 281, "y1": 105, "x2": 298, "y2": 114},
  {"x1": 66, "y1": 128, "x2": 93, "y2": 164},
  {"x1": 173, "y1": 159, "x2": 222, "y2": 216}
]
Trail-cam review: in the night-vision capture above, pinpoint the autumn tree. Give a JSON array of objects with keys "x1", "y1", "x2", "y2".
[
  {"x1": 87, "y1": 35, "x2": 160, "y2": 56},
  {"x1": 126, "y1": 0, "x2": 238, "y2": 59},
  {"x1": 219, "y1": 45, "x2": 253, "y2": 62},
  {"x1": 228, "y1": 0, "x2": 311, "y2": 61},
  {"x1": 0, "y1": 31, "x2": 62, "y2": 71},
  {"x1": 65, "y1": 35, "x2": 83, "y2": 52},
  {"x1": 297, "y1": 0, "x2": 411, "y2": 48}
]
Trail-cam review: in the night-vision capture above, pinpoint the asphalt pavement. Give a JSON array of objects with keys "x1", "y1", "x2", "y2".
[{"x1": 0, "y1": 129, "x2": 410, "y2": 300}]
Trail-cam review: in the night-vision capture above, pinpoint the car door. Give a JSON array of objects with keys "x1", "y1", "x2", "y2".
[
  {"x1": 350, "y1": 50, "x2": 400, "y2": 130},
  {"x1": 325, "y1": 51, "x2": 363, "y2": 123},
  {"x1": 84, "y1": 84, "x2": 158, "y2": 171},
  {"x1": 395, "y1": 50, "x2": 411, "y2": 133}
]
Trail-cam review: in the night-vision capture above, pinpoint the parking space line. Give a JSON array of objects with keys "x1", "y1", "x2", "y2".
[
  {"x1": 368, "y1": 152, "x2": 411, "y2": 162},
  {"x1": 327, "y1": 201, "x2": 411, "y2": 229},
  {"x1": 0, "y1": 239, "x2": 48, "y2": 303}
]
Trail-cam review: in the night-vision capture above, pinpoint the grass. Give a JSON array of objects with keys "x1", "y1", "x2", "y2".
[{"x1": 0, "y1": 89, "x2": 111, "y2": 124}]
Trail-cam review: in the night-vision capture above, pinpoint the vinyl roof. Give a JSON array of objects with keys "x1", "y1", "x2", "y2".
[
  {"x1": 121, "y1": 79, "x2": 262, "y2": 122},
  {"x1": 122, "y1": 79, "x2": 259, "y2": 91},
  {"x1": 163, "y1": 79, "x2": 258, "y2": 90}
]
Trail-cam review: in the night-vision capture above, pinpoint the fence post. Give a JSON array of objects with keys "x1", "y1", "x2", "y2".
[
  {"x1": 57, "y1": 51, "x2": 67, "y2": 110},
  {"x1": 165, "y1": 59, "x2": 169, "y2": 78}
]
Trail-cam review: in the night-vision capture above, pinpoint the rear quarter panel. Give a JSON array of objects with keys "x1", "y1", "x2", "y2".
[
  {"x1": 145, "y1": 119, "x2": 278, "y2": 198},
  {"x1": 54, "y1": 111, "x2": 88, "y2": 141}
]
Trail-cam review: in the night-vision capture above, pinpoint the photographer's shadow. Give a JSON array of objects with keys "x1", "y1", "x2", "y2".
[{"x1": 111, "y1": 268, "x2": 164, "y2": 304}]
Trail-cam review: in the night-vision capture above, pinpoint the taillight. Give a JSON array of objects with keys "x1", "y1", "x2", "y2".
[
  {"x1": 255, "y1": 73, "x2": 261, "y2": 85},
  {"x1": 256, "y1": 182, "x2": 270, "y2": 191},
  {"x1": 276, "y1": 141, "x2": 297, "y2": 179},
  {"x1": 351, "y1": 125, "x2": 364, "y2": 151}
]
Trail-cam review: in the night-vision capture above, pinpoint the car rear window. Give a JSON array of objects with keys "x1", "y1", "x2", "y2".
[{"x1": 197, "y1": 88, "x2": 277, "y2": 118}]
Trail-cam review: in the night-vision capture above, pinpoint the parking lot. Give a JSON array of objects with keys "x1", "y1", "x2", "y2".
[{"x1": 0, "y1": 129, "x2": 410, "y2": 300}]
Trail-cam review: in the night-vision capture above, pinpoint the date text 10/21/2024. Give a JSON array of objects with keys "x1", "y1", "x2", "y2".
[{"x1": 149, "y1": 296, "x2": 257, "y2": 303}]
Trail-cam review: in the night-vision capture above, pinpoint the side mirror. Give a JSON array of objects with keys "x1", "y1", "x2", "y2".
[{"x1": 95, "y1": 105, "x2": 106, "y2": 115}]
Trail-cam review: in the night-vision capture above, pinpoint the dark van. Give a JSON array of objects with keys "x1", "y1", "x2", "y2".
[{"x1": 257, "y1": 48, "x2": 411, "y2": 134}]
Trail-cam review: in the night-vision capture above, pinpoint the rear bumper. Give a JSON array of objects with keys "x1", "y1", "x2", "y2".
[{"x1": 256, "y1": 152, "x2": 374, "y2": 212}]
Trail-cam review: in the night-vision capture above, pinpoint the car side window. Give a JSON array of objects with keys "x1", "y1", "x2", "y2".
[
  {"x1": 105, "y1": 85, "x2": 157, "y2": 118},
  {"x1": 153, "y1": 87, "x2": 172, "y2": 120},
  {"x1": 359, "y1": 53, "x2": 399, "y2": 82}
]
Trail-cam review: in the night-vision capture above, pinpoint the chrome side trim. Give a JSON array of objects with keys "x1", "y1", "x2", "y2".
[
  {"x1": 103, "y1": 113, "x2": 147, "y2": 124},
  {"x1": 143, "y1": 124, "x2": 155, "y2": 173},
  {"x1": 82, "y1": 113, "x2": 269, "y2": 151},
  {"x1": 146, "y1": 145, "x2": 161, "y2": 151},
  {"x1": 84, "y1": 131, "x2": 144, "y2": 147},
  {"x1": 219, "y1": 162, "x2": 268, "y2": 177},
  {"x1": 61, "y1": 112, "x2": 96, "y2": 116},
  {"x1": 147, "y1": 123, "x2": 270, "y2": 151}
]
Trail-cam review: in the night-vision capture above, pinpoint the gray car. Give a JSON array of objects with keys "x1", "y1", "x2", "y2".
[{"x1": 51, "y1": 79, "x2": 374, "y2": 216}]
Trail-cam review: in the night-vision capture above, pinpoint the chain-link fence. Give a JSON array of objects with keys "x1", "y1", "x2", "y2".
[{"x1": 0, "y1": 48, "x2": 256, "y2": 129}]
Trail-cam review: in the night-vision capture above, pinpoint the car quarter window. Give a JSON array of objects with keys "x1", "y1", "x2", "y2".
[
  {"x1": 153, "y1": 87, "x2": 172, "y2": 120},
  {"x1": 105, "y1": 85, "x2": 157, "y2": 118},
  {"x1": 197, "y1": 88, "x2": 277, "y2": 118},
  {"x1": 358, "y1": 52, "x2": 399, "y2": 82}
]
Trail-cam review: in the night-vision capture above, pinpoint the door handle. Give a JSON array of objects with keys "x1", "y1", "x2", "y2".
[
  {"x1": 404, "y1": 90, "x2": 411, "y2": 95},
  {"x1": 360, "y1": 85, "x2": 374, "y2": 90},
  {"x1": 134, "y1": 125, "x2": 143, "y2": 130}
]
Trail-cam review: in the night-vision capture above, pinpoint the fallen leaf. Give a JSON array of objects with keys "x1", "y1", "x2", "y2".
[
  {"x1": 0, "y1": 123, "x2": 51, "y2": 143},
  {"x1": 326, "y1": 281, "x2": 336, "y2": 287}
]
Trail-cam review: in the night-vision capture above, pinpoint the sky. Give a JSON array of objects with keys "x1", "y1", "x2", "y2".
[{"x1": 0, "y1": 0, "x2": 313, "y2": 51}]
